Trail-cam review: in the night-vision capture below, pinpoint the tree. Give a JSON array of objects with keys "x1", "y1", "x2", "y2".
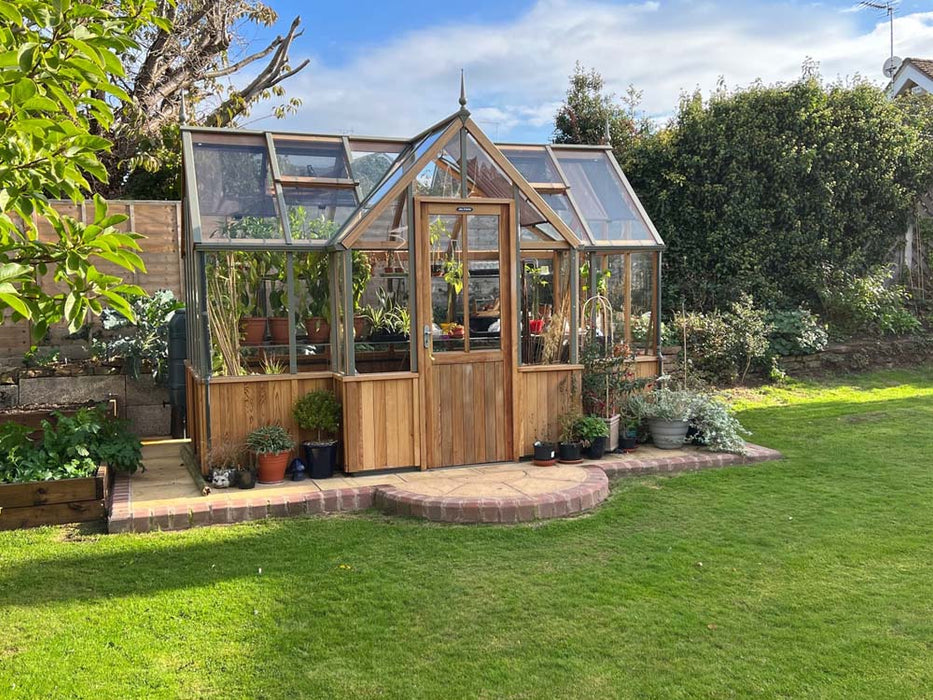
[
  {"x1": 0, "y1": 0, "x2": 162, "y2": 339},
  {"x1": 98, "y1": 1, "x2": 309, "y2": 199},
  {"x1": 553, "y1": 63, "x2": 649, "y2": 171}
]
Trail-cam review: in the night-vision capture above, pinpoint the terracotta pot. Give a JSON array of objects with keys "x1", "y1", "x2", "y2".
[
  {"x1": 257, "y1": 451, "x2": 290, "y2": 484},
  {"x1": 240, "y1": 317, "x2": 267, "y2": 345},
  {"x1": 528, "y1": 319, "x2": 545, "y2": 334},
  {"x1": 268, "y1": 317, "x2": 290, "y2": 345},
  {"x1": 304, "y1": 317, "x2": 330, "y2": 344}
]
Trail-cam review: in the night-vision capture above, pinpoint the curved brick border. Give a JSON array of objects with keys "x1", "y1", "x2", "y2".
[
  {"x1": 372, "y1": 467, "x2": 609, "y2": 524},
  {"x1": 592, "y1": 443, "x2": 783, "y2": 479}
]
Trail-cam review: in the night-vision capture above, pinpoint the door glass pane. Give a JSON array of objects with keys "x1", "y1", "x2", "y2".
[
  {"x1": 466, "y1": 215, "x2": 501, "y2": 351},
  {"x1": 429, "y1": 214, "x2": 464, "y2": 352}
]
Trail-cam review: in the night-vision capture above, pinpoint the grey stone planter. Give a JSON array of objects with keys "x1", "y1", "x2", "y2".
[{"x1": 648, "y1": 418, "x2": 689, "y2": 450}]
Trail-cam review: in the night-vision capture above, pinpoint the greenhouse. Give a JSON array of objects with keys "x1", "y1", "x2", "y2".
[{"x1": 181, "y1": 93, "x2": 665, "y2": 473}]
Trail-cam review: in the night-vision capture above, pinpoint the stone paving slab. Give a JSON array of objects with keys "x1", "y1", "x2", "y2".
[{"x1": 108, "y1": 442, "x2": 783, "y2": 533}]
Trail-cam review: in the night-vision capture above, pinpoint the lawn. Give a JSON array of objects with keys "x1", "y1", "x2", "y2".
[{"x1": 2, "y1": 367, "x2": 933, "y2": 698}]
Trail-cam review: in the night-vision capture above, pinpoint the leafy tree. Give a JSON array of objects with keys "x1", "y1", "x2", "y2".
[
  {"x1": 0, "y1": 0, "x2": 166, "y2": 339},
  {"x1": 99, "y1": 1, "x2": 309, "y2": 199}
]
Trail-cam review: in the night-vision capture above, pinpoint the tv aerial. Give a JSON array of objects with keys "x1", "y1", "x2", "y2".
[{"x1": 858, "y1": 1, "x2": 901, "y2": 77}]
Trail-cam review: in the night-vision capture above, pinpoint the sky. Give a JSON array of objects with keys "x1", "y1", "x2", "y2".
[{"x1": 233, "y1": 0, "x2": 933, "y2": 142}]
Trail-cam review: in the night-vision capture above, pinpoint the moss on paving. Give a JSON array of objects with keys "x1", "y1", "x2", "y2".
[{"x1": 2, "y1": 367, "x2": 933, "y2": 698}]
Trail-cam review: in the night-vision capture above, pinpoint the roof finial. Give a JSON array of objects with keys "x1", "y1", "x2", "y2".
[
  {"x1": 459, "y1": 69, "x2": 468, "y2": 108},
  {"x1": 604, "y1": 115, "x2": 612, "y2": 146}
]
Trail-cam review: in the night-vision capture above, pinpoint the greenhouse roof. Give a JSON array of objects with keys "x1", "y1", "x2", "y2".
[{"x1": 181, "y1": 110, "x2": 664, "y2": 251}]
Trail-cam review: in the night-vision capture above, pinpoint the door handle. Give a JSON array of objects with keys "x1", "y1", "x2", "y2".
[{"x1": 423, "y1": 324, "x2": 431, "y2": 349}]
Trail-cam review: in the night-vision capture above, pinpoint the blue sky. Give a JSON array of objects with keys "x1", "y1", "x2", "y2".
[{"x1": 236, "y1": 1, "x2": 933, "y2": 141}]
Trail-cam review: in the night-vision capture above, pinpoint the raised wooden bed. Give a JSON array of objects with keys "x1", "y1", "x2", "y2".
[
  {"x1": 0, "y1": 466, "x2": 109, "y2": 530},
  {"x1": 0, "y1": 399, "x2": 118, "y2": 436}
]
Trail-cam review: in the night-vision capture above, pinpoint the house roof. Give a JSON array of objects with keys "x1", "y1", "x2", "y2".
[
  {"x1": 180, "y1": 112, "x2": 664, "y2": 251},
  {"x1": 888, "y1": 57, "x2": 933, "y2": 98}
]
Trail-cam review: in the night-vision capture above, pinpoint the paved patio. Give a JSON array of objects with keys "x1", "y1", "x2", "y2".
[{"x1": 109, "y1": 441, "x2": 782, "y2": 533}]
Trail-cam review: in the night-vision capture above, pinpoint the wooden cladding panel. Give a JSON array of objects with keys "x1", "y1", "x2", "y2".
[
  {"x1": 340, "y1": 375, "x2": 420, "y2": 472},
  {"x1": 634, "y1": 357, "x2": 660, "y2": 379},
  {"x1": 518, "y1": 367, "x2": 582, "y2": 456},
  {"x1": 432, "y1": 361, "x2": 508, "y2": 467}
]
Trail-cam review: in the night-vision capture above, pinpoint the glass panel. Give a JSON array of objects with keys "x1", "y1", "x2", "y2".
[
  {"x1": 464, "y1": 133, "x2": 512, "y2": 198},
  {"x1": 500, "y1": 147, "x2": 560, "y2": 183},
  {"x1": 356, "y1": 193, "x2": 409, "y2": 245},
  {"x1": 553, "y1": 150, "x2": 653, "y2": 243},
  {"x1": 466, "y1": 215, "x2": 501, "y2": 351},
  {"x1": 282, "y1": 187, "x2": 356, "y2": 240},
  {"x1": 631, "y1": 252, "x2": 656, "y2": 355},
  {"x1": 192, "y1": 134, "x2": 283, "y2": 242},
  {"x1": 293, "y1": 251, "x2": 334, "y2": 372},
  {"x1": 274, "y1": 138, "x2": 348, "y2": 178},
  {"x1": 541, "y1": 192, "x2": 587, "y2": 241},
  {"x1": 354, "y1": 250, "x2": 412, "y2": 373},
  {"x1": 414, "y1": 152, "x2": 461, "y2": 197},
  {"x1": 202, "y1": 251, "x2": 293, "y2": 376},
  {"x1": 520, "y1": 250, "x2": 571, "y2": 364},
  {"x1": 518, "y1": 193, "x2": 561, "y2": 242},
  {"x1": 428, "y1": 214, "x2": 464, "y2": 352},
  {"x1": 349, "y1": 141, "x2": 404, "y2": 198}
]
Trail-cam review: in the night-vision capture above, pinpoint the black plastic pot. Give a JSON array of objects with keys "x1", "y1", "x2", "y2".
[
  {"x1": 303, "y1": 441, "x2": 338, "y2": 479},
  {"x1": 236, "y1": 466, "x2": 257, "y2": 489},
  {"x1": 557, "y1": 441, "x2": 582, "y2": 463},
  {"x1": 620, "y1": 435, "x2": 638, "y2": 452},
  {"x1": 585, "y1": 436, "x2": 607, "y2": 460},
  {"x1": 533, "y1": 441, "x2": 556, "y2": 466}
]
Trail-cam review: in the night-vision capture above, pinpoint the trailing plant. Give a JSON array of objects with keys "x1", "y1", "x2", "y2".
[
  {"x1": 245, "y1": 425, "x2": 294, "y2": 455},
  {"x1": 690, "y1": 394, "x2": 750, "y2": 455},
  {"x1": 630, "y1": 387, "x2": 697, "y2": 422},
  {"x1": 292, "y1": 391, "x2": 341, "y2": 442},
  {"x1": 93, "y1": 289, "x2": 184, "y2": 383},
  {"x1": 0, "y1": 407, "x2": 142, "y2": 484}
]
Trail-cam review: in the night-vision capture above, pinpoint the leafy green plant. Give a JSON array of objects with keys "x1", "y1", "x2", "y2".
[
  {"x1": 767, "y1": 308, "x2": 829, "y2": 357},
  {"x1": 581, "y1": 339, "x2": 652, "y2": 418},
  {"x1": 818, "y1": 264, "x2": 921, "y2": 338},
  {"x1": 0, "y1": 407, "x2": 142, "y2": 484},
  {"x1": 245, "y1": 425, "x2": 294, "y2": 455},
  {"x1": 93, "y1": 289, "x2": 184, "y2": 382},
  {"x1": 574, "y1": 415, "x2": 609, "y2": 444},
  {"x1": 292, "y1": 391, "x2": 341, "y2": 442}
]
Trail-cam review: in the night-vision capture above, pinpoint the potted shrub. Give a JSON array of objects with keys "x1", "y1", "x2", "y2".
[
  {"x1": 207, "y1": 442, "x2": 242, "y2": 488},
  {"x1": 268, "y1": 258, "x2": 291, "y2": 345},
  {"x1": 557, "y1": 409, "x2": 583, "y2": 463},
  {"x1": 576, "y1": 415, "x2": 610, "y2": 460},
  {"x1": 634, "y1": 388, "x2": 697, "y2": 450},
  {"x1": 581, "y1": 339, "x2": 651, "y2": 452},
  {"x1": 293, "y1": 390, "x2": 341, "y2": 479},
  {"x1": 619, "y1": 418, "x2": 639, "y2": 452},
  {"x1": 532, "y1": 440, "x2": 556, "y2": 466},
  {"x1": 246, "y1": 424, "x2": 294, "y2": 483}
]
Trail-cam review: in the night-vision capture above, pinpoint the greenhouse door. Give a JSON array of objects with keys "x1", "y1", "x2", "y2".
[{"x1": 418, "y1": 201, "x2": 515, "y2": 468}]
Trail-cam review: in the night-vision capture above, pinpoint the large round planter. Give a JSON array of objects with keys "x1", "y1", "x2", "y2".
[
  {"x1": 533, "y1": 442, "x2": 556, "y2": 466},
  {"x1": 257, "y1": 451, "x2": 290, "y2": 483},
  {"x1": 648, "y1": 419, "x2": 690, "y2": 450},
  {"x1": 304, "y1": 317, "x2": 330, "y2": 344},
  {"x1": 303, "y1": 441, "x2": 338, "y2": 479},
  {"x1": 268, "y1": 317, "x2": 290, "y2": 345},
  {"x1": 557, "y1": 441, "x2": 582, "y2": 464},
  {"x1": 585, "y1": 436, "x2": 608, "y2": 460},
  {"x1": 240, "y1": 317, "x2": 267, "y2": 345}
]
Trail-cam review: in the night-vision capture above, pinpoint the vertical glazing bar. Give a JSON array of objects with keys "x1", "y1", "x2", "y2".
[
  {"x1": 265, "y1": 133, "x2": 293, "y2": 244},
  {"x1": 329, "y1": 251, "x2": 339, "y2": 372},
  {"x1": 344, "y1": 249, "x2": 356, "y2": 375},
  {"x1": 513, "y1": 184, "x2": 523, "y2": 365},
  {"x1": 407, "y1": 184, "x2": 418, "y2": 372},
  {"x1": 197, "y1": 251, "x2": 212, "y2": 378},
  {"x1": 181, "y1": 131, "x2": 203, "y2": 244},
  {"x1": 588, "y1": 252, "x2": 597, "y2": 342},
  {"x1": 286, "y1": 252, "x2": 297, "y2": 373},
  {"x1": 655, "y1": 251, "x2": 664, "y2": 372},
  {"x1": 459, "y1": 127, "x2": 468, "y2": 198},
  {"x1": 342, "y1": 136, "x2": 363, "y2": 206},
  {"x1": 624, "y1": 253, "x2": 632, "y2": 345},
  {"x1": 570, "y1": 248, "x2": 579, "y2": 364}
]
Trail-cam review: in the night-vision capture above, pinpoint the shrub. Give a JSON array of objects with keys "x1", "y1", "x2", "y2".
[
  {"x1": 580, "y1": 339, "x2": 652, "y2": 418},
  {"x1": 818, "y1": 265, "x2": 921, "y2": 338},
  {"x1": 629, "y1": 387, "x2": 697, "y2": 422},
  {"x1": 690, "y1": 394, "x2": 750, "y2": 454},
  {"x1": 767, "y1": 308, "x2": 829, "y2": 356},
  {"x1": 0, "y1": 407, "x2": 142, "y2": 484},
  {"x1": 574, "y1": 415, "x2": 609, "y2": 444},
  {"x1": 246, "y1": 425, "x2": 294, "y2": 455},
  {"x1": 292, "y1": 391, "x2": 341, "y2": 442}
]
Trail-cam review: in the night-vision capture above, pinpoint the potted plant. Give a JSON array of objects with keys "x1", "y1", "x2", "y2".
[
  {"x1": 207, "y1": 442, "x2": 241, "y2": 488},
  {"x1": 581, "y1": 339, "x2": 651, "y2": 451},
  {"x1": 217, "y1": 227, "x2": 276, "y2": 345},
  {"x1": 576, "y1": 415, "x2": 610, "y2": 460},
  {"x1": 619, "y1": 418, "x2": 639, "y2": 452},
  {"x1": 532, "y1": 440, "x2": 556, "y2": 466},
  {"x1": 246, "y1": 424, "x2": 294, "y2": 483},
  {"x1": 634, "y1": 387, "x2": 698, "y2": 450},
  {"x1": 293, "y1": 390, "x2": 341, "y2": 479},
  {"x1": 267, "y1": 253, "x2": 291, "y2": 345},
  {"x1": 557, "y1": 409, "x2": 583, "y2": 463},
  {"x1": 237, "y1": 460, "x2": 258, "y2": 489}
]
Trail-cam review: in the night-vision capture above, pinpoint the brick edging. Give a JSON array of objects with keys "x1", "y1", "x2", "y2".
[{"x1": 592, "y1": 443, "x2": 782, "y2": 479}]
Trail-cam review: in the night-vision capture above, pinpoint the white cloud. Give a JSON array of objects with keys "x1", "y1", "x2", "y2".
[{"x1": 266, "y1": 1, "x2": 933, "y2": 142}]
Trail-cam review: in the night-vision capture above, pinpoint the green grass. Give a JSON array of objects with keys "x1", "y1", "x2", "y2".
[{"x1": 2, "y1": 367, "x2": 933, "y2": 698}]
